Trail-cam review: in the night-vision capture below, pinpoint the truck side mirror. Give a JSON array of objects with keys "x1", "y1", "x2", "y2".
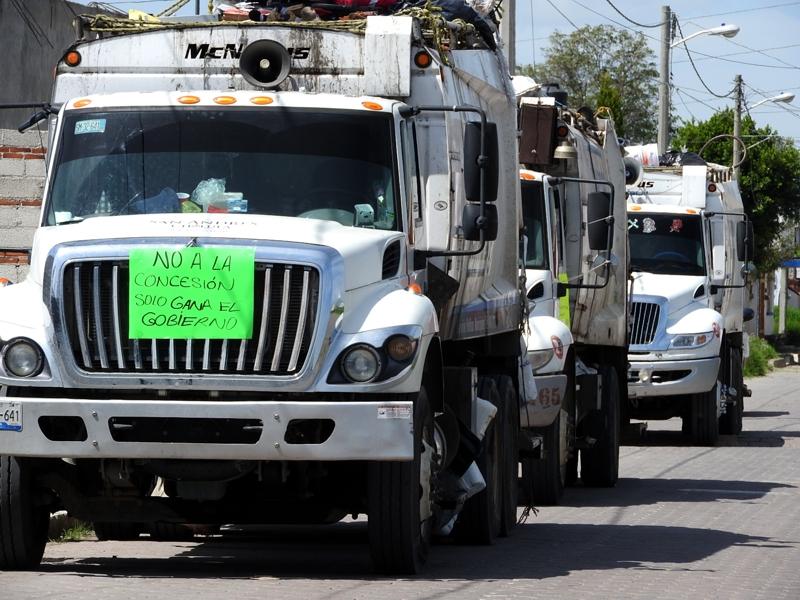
[
  {"x1": 587, "y1": 191, "x2": 613, "y2": 251},
  {"x1": 464, "y1": 121, "x2": 498, "y2": 204},
  {"x1": 743, "y1": 307, "x2": 755, "y2": 323},
  {"x1": 462, "y1": 203, "x2": 498, "y2": 241},
  {"x1": 736, "y1": 220, "x2": 754, "y2": 262}
]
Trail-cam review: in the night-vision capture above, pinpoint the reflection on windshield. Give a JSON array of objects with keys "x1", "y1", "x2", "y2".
[
  {"x1": 628, "y1": 212, "x2": 705, "y2": 276},
  {"x1": 521, "y1": 180, "x2": 548, "y2": 270},
  {"x1": 46, "y1": 108, "x2": 398, "y2": 230}
]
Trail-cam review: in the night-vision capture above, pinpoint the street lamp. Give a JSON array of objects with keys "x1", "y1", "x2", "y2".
[
  {"x1": 750, "y1": 92, "x2": 795, "y2": 109},
  {"x1": 669, "y1": 23, "x2": 740, "y2": 48},
  {"x1": 657, "y1": 4, "x2": 741, "y2": 154}
]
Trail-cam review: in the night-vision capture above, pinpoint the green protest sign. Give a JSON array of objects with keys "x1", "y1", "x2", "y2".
[{"x1": 128, "y1": 247, "x2": 255, "y2": 340}]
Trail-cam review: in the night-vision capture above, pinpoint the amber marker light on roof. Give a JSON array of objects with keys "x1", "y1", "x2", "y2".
[
  {"x1": 686, "y1": 208, "x2": 698, "y2": 214},
  {"x1": 708, "y1": 183, "x2": 717, "y2": 193},
  {"x1": 629, "y1": 204, "x2": 643, "y2": 211},
  {"x1": 557, "y1": 125, "x2": 569, "y2": 137},
  {"x1": 250, "y1": 96, "x2": 274, "y2": 105},
  {"x1": 72, "y1": 98, "x2": 91, "y2": 108},
  {"x1": 520, "y1": 171, "x2": 536, "y2": 181},
  {"x1": 362, "y1": 101, "x2": 383, "y2": 111},
  {"x1": 64, "y1": 50, "x2": 81, "y2": 67},
  {"x1": 213, "y1": 96, "x2": 237, "y2": 105},
  {"x1": 414, "y1": 51, "x2": 432, "y2": 68},
  {"x1": 177, "y1": 95, "x2": 201, "y2": 105}
]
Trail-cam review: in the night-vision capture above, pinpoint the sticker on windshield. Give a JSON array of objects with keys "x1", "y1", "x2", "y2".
[
  {"x1": 642, "y1": 217, "x2": 656, "y2": 234},
  {"x1": 628, "y1": 218, "x2": 639, "y2": 231},
  {"x1": 74, "y1": 119, "x2": 106, "y2": 135},
  {"x1": 670, "y1": 218, "x2": 683, "y2": 233}
]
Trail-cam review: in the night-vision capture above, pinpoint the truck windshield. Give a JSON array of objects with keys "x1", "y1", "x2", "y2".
[
  {"x1": 628, "y1": 212, "x2": 705, "y2": 276},
  {"x1": 45, "y1": 108, "x2": 399, "y2": 230},
  {"x1": 520, "y1": 180, "x2": 548, "y2": 269}
]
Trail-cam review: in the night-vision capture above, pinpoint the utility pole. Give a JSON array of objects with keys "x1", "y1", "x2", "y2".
[
  {"x1": 500, "y1": 0, "x2": 516, "y2": 76},
  {"x1": 733, "y1": 74, "x2": 743, "y2": 178},
  {"x1": 657, "y1": 5, "x2": 672, "y2": 154}
]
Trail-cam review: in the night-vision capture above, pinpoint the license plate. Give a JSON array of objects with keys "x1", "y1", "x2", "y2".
[{"x1": 0, "y1": 401, "x2": 22, "y2": 432}]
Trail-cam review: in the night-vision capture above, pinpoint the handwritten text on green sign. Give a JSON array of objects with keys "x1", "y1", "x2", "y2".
[{"x1": 128, "y1": 247, "x2": 254, "y2": 339}]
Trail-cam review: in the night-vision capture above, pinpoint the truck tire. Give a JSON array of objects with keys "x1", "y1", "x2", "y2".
[
  {"x1": 455, "y1": 377, "x2": 502, "y2": 545},
  {"x1": 368, "y1": 386, "x2": 434, "y2": 574},
  {"x1": 691, "y1": 382, "x2": 720, "y2": 446},
  {"x1": 719, "y1": 348, "x2": 744, "y2": 435},
  {"x1": 0, "y1": 456, "x2": 49, "y2": 570},
  {"x1": 94, "y1": 522, "x2": 142, "y2": 541},
  {"x1": 493, "y1": 375, "x2": 519, "y2": 537},
  {"x1": 580, "y1": 366, "x2": 620, "y2": 487},
  {"x1": 523, "y1": 411, "x2": 565, "y2": 505}
]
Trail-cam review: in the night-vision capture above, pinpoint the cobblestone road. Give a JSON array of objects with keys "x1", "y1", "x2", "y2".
[{"x1": 2, "y1": 369, "x2": 799, "y2": 599}]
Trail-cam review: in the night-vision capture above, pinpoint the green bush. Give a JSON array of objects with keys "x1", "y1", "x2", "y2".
[
  {"x1": 744, "y1": 337, "x2": 779, "y2": 377},
  {"x1": 772, "y1": 305, "x2": 800, "y2": 342}
]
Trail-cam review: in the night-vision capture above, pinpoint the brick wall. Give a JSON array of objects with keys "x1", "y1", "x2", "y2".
[{"x1": 0, "y1": 128, "x2": 46, "y2": 282}]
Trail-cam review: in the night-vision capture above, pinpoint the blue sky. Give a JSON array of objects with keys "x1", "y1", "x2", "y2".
[{"x1": 99, "y1": 1, "x2": 800, "y2": 146}]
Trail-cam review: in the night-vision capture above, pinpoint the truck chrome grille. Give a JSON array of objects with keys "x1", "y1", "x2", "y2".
[
  {"x1": 629, "y1": 301, "x2": 661, "y2": 345},
  {"x1": 61, "y1": 260, "x2": 320, "y2": 375}
]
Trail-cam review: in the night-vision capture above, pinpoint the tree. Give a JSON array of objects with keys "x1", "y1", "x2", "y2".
[
  {"x1": 672, "y1": 109, "x2": 800, "y2": 272},
  {"x1": 517, "y1": 25, "x2": 658, "y2": 142}
]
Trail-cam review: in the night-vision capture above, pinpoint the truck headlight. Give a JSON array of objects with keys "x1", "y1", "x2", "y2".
[
  {"x1": 528, "y1": 348, "x2": 555, "y2": 371},
  {"x1": 2, "y1": 338, "x2": 44, "y2": 377},
  {"x1": 670, "y1": 332, "x2": 712, "y2": 349},
  {"x1": 341, "y1": 344, "x2": 382, "y2": 383}
]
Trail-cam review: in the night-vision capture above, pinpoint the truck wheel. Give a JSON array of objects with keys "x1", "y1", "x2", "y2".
[
  {"x1": 494, "y1": 375, "x2": 519, "y2": 537},
  {"x1": 368, "y1": 386, "x2": 434, "y2": 574},
  {"x1": 719, "y1": 348, "x2": 744, "y2": 435},
  {"x1": 455, "y1": 377, "x2": 502, "y2": 545},
  {"x1": 691, "y1": 382, "x2": 720, "y2": 446},
  {"x1": 523, "y1": 410, "x2": 565, "y2": 505},
  {"x1": 0, "y1": 456, "x2": 49, "y2": 570},
  {"x1": 94, "y1": 522, "x2": 142, "y2": 541},
  {"x1": 580, "y1": 366, "x2": 620, "y2": 487}
]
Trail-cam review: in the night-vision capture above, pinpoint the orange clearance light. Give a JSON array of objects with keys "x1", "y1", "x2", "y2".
[
  {"x1": 556, "y1": 125, "x2": 569, "y2": 137},
  {"x1": 414, "y1": 51, "x2": 433, "y2": 69},
  {"x1": 72, "y1": 98, "x2": 92, "y2": 108},
  {"x1": 629, "y1": 204, "x2": 643, "y2": 211},
  {"x1": 250, "y1": 96, "x2": 274, "y2": 105},
  {"x1": 408, "y1": 282, "x2": 423, "y2": 295},
  {"x1": 64, "y1": 50, "x2": 81, "y2": 67},
  {"x1": 213, "y1": 95, "x2": 237, "y2": 105},
  {"x1": 708, "y1": 183, "x2": 717, "y2": 193},
  {"x1": 362, "y1": 101, "x2": 383, "y2": 111},
  {"x1": 520, "y1": 171, "x2": 536, "y2": 181},
  {"x1": 177, "y1": 95, "x2": 201, "y2": 105},
  {"x1": 686, "y1": 208, "x2": 698, "y2": 214}
]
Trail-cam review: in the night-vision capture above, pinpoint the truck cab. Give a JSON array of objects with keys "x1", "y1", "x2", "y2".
[{"x1": 626, "y1": 160, "x2": 751, "y2": 444}]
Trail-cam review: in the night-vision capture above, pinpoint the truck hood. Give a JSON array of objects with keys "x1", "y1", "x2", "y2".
[
  {"x1": 29, "y1": 214, "x2": 403, "y2": 291},
  {"x1": 630, "y1": 272, "x2": 708, "y2": 317}
]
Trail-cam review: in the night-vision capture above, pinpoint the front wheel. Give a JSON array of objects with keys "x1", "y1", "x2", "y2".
[
  {"x1": 690, "y1": 382, "x2": 720, "y2": 446},
  {"x1": 0, "y1": 456, "x2": 50, "y2": 570},
  {"x1": 719, "y1": 348, "x2": 744, "y2": 435},
  {"x1": 368, "y1": 386, "x2": 435, "y2": 574},
  {"x1": 523, "y1": 410, "x2": 566, "y2": 505},
  {"x1": 580, "y1": 366, "x2": 620, "y2": 487}
]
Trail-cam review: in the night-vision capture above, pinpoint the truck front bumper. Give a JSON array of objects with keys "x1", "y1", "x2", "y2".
[
  {"x1": 627, "y1": 357, "x2": 720, "y2": 398},
  {"x1": 0, "y1": 398, "x2": 413, "y2": 461}
]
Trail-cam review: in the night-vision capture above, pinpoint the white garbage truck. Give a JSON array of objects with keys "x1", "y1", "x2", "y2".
[
  {"x1": 0, "y1": 11, "x2": 528, "y2": 573},
  {"x1": 625, "y1": 150, "x2": 752, "y2": 445},
  {"x1": 514, "y1": 79, "x2": 628, "y2": 504}
]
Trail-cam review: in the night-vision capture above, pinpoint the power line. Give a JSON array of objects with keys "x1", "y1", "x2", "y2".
[
  {"x1": 545, "y1": 0, "x2": 581, "y2": 31},
  {"x1": 684, "y1": 2, "x2": 800, "y2": 21},
  {"x1": 603, "y1": 0, "x2": 661, "y2": 28},
  {"x1": 672, "y1": 43, "x2": 800, "y2": 66}
]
